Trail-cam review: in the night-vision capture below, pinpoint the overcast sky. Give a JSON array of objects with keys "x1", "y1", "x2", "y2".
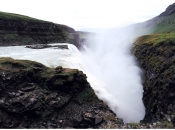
[{"x1": 0, "y1": 0, "x2": 174, "y2": 30}]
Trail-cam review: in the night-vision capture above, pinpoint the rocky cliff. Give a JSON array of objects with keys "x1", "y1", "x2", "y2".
[
  {"x1": 0, "y1": 57, "x2": 125, "y2": 128},
  {"x1": 159, "y1": 3, "x2": 175, "y2": 17},
  {"x1": 133, "y1": 33, "x2": 175, "y2": 127},
  {"x1": 0, "y1": 12, "x2": 81, "y2": 49}
]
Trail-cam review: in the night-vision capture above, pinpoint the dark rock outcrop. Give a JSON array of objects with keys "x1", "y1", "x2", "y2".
[
  {"x1": 0, "y1": 57, "x2": 123, "y2": 128},
  {"x1": 0, "y1": 11, "x2": 81, "y2": 49},
  {"x1": 159, "y1": 3, "x2": 175, "y2": 17},
  {"x1": 133, "y1": 34, "x2": 175, "y2": 127},
  {"x1": 25, "y1": 44, "x2": 68, "y2": 49}
]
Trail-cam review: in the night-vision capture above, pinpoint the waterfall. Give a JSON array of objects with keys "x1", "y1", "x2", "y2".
[
  {"x1": 80, "y1": 29, "x2": 145, "y2": 123},
  {"x1": 0, "y1": 41, "x2": 145, "y2": 123}
]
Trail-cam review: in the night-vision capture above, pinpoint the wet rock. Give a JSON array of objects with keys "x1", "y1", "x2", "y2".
[
  {"x1": 84, "y1": 113, "x2": 93, "y2": 119},
  {"x1": 81, "y1": 118, "x2": 93, "y2": 127},
  {"x1": 55, "y1": 66, "x2": 63, "y2": 73},
  {"x1": 26, "y1": 44, "x2": 52, "y2": 49},
  {"x1": 133, "y1": 35, "x2": 175, "y2": 127},
  {"x1": 46, "y1": 121, "x2": 58, "y2": 128},
  {"x1": 54, "y1": 45, "x2": 68, "y2": 49},
  {"x1": 94, "y1": 115, "x2": 103, "y2": 125},
  {"x1": 0, "y1": 58, "x2": 120, "y2": 128},
  {"x1": 21, "y1": 83, "x2": 35, "y2": 92},
  {"x1": 8, "y1": 92, "x2": 16, "y2": 98},
  {"x1": 25, "y1": 44, "x2": 68, "y2": 50},
  {"x1": 66, "y1": 119, "x2": 80, "y2": 127}
]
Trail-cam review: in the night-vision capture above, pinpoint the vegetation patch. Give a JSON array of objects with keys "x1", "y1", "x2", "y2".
[
  {"x1": 133, "y1": 32, "x2": 175, "y2": 127},
  {"x1": 135, "y1": 32, "x2": 175, "y2": 47},
  {"x1": 151, "y1": 13, "x2": 175, "y2": 34},
  {"x1": 76, "y1": 87, "x2": 99, "y2": 104},
  {"x1": 0, "y1": 11, "x2": 46, "y2": 22}
]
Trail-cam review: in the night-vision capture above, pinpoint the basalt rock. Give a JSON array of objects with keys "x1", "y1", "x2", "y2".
[
  {"x1": 0, "y1": 57, "x2": 122, "y2": 128},
  {"x1": 133, "y1": 34, "x2": 175, "y2": 127},
  {"x1": 159, "y1": 3, "x2": 175, "y2": 17},
  {"x1": 26, "y1": 44, "x2": 68, "y2": 49}
]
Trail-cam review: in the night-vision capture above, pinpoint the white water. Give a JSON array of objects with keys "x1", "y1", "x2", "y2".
[
  {"x1": 0, "y1": 44, "x2": 86, "y2": 70},
  {"x1": 0, "y1": 41, "x2": 145, "y2": 123},
  {"x1": 81, "y1": 29, "x2": 145, "y2": 123},
  {"x1": 0, "y1": 44, "x2": 115, "y2": 107}
]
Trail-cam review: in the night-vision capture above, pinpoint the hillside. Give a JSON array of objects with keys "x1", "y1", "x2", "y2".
[
  {"x1": 1, "y1": 2, "x2": 175, "y2": 129},
  {"x1": 77, "y1": 31, "x2": 97, "y2": 47},
  {"x1": 133, "y1": 32, "x2": 175, "y2": 127},
  {"x1": 137, "y1": 3, "x2": 175, "y2": 34},
  {"x1": 131, "y1": 3, "x2": 175, "y2": 127},
  {"x1": 0, "y1": 11, "x2": 81, "y2": 49}
]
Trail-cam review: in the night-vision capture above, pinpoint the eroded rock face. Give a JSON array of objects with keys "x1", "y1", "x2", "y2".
[
  {"x1": 133, "y1": 37, "x2": 175, "y2": 127},
  {"x1": 159, "y1": 3, "x2": 175, "y2": 17},
  {"x1": 0, "y1": 12, "x2": 81, "y2": 49},
  {"x1": 0, "y1": 58, "x2": 120, "y2": 128}
]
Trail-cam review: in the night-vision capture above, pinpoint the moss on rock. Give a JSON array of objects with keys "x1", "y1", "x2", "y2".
[
  {"x1": 0, "y1": 57, "x2": 121, "y2": 128},
  {"x1": 133, "y1": 33, "x2": 175, "y2": 127}
]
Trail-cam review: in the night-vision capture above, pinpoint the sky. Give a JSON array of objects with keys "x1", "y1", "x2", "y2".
[{"x1": 0, "y1": 0, "x2": 174, "y2": 31}]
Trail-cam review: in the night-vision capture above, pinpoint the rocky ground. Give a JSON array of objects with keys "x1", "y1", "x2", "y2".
[
  {"x1": 0, "y1": 57, "x2": 126, "y2": 128},
  {"x1": 0, "y1": 53, "x2": 174, "y2": 128},
  {"x1": 1, "y1": 3, "x2": 175, "y2": 128}
]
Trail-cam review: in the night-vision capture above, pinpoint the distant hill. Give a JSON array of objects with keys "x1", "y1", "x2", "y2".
[
  {"x1": 0, "y1": 11, "x2": 81, "y2": 49},
  {"x1": 135, "y1": 3, "x2": 175, "y2": 34},
  {"x1": 78, "y1": 3, "x2": 175, "y2": 44}
]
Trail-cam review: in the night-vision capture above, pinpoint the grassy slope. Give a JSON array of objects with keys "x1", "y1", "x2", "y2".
[
  {"x1": 131, "y1": 30, "x2": 175, "y2": 128},
  {"x1": 135, "y1": 32, "x2": 175, "y2": 46},
  {"x1": 0, "y1": 11, "x2": 49, "y2": 23},
  {"x1": 143, "y1": 13, "x2": 175, "y2": 34},
  {"x1": 0, "y1": 11, "x2": 79, "y2": 47},
  {"x1": 132, "y1": 10, "x2": 175, "y2": 128},
  {"x1": 151, "y1": 14, "x2": 175, "y2": 34}
]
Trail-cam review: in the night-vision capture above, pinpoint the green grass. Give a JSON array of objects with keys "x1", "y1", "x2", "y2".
[
  {"x1": 152, "y1": 23, "x2": 175, "y2": 34},
  {"x1": 131, "y1": 12, "x2": 175, "y2": 35},
  {"x1": 0, "y1": 57, "x2": 47, "y2": 72},
  {"x1": 145, "y1": 13, "x2": 175, "y2": 34},
  {"x1": 76, "y1": 87, "x2": 98, "y2": 104},
  {"x1": 0, "y1": 11, "x2": 49, "y2": 23},
  {"x1": 134, "y1": 32, "x2": 175, "y2": 74},
  {"x1": 135, "y1": 32, "x2": 175, "y2": 46}
]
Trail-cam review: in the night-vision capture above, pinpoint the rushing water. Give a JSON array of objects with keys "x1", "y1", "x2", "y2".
[{"x1": 0, "y1": 42, "x2": 145, "y2": 123}]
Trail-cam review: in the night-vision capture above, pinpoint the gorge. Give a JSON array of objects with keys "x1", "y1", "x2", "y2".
[{"x1": 0, "y1": 3, "x2": 175, "y2": 128}]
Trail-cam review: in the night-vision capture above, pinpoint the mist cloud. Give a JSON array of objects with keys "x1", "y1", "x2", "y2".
[{"x1": 81, "y1": 27, "x2": 145, "y2": 123}]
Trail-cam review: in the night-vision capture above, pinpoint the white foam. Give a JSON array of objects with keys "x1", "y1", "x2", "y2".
[{"x1": 0, "y1": 41, "x2": 145, "y2": 123}]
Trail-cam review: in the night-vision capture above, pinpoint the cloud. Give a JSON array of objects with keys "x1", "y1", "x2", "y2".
[{"x1": 81, "y1": 27, "x2": 146, "y2": 122}]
